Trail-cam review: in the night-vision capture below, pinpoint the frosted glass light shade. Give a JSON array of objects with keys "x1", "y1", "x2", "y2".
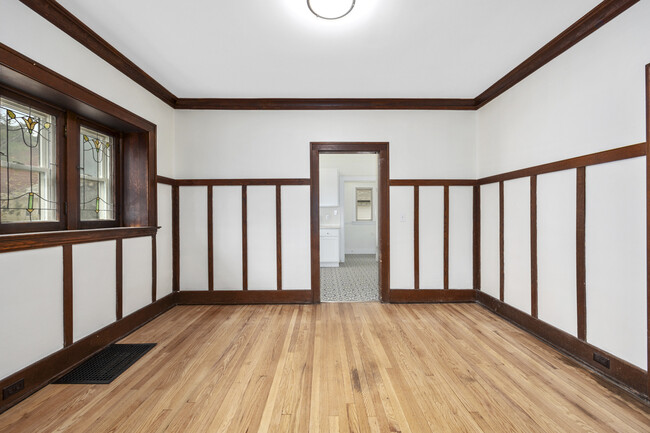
[{"x1": 307, "y1": 0, "x2": 355, "y2": 19}]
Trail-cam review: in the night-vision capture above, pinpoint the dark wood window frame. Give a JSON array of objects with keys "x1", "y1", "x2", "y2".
[{"x1": 0, "y1": 43, "x2": 158, "y2": 242}]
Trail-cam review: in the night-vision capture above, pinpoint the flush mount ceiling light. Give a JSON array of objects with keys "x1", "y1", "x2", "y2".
[{"x1": 307, "y1": 0, "x2": 356, "y2": 20}]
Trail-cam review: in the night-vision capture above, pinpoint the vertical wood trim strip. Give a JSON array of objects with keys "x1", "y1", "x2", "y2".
[
  {"x1": 171, "y1": 185, "x2": 180, "y2": 292},
  {"x1": 379, "y1": 145, "x2": 390, "y2": 302},
  {"x1": 413, "y1": 186, "x2": 420, "y2": 290},
  {"x1": 116, "y1": 238, "x2": 123, "y2": 320},
  {"x1": 207, "y1": 187, "x2": 214, "y2": 291},
  {"x1": 499, "y1": 181, "x2": 505, "y2": 301},
  {"x1": 242, "y1": 185, "x2": 248, "y2": 291},
  {"x1": 151, "y1": 235, "x2": 157, "y2": 303},
  {"x1": 310, "y1": 145, "x2": 320, "y2": 303},
  {"x1": 276, "y1": 185, "x2": 283, "y2": 290},
  {"x1": 576, "y1": 167, "x2": 587, "y2": 341},
  {"x1": 444, "y1": 185, "x2": 450, "y2": 290},
  {"x1": 646, "y1": 63, "x2": 650, "y2": 396},
  {"x1": 473, "y1": 185, "x2": 481, "y2": 290},
  {"x1": 530, "y1": 175, "x2": 538, "y2": 318},
  {"x1": 63, "y1": 244, "x2": 73, "y2": 347}
]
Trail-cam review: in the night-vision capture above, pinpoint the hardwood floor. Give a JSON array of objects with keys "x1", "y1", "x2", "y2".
[{"x1": 0, "y1": 303, "x2": 648, "y2": 432}]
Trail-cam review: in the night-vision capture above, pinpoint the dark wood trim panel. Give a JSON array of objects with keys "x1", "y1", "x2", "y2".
[
  {"x1": 646, "y1": 62, "x2": 650, "y2": 397},
  {"x1": 478, "y1": 143, "x2": 646, "y2": 185},
  {"x1": 0, "y1": 293, "x2": 176, "y2": 414},
  {"x1": 473, "y1": 185, "x2": 481, "y2": 290},
  {"x1": 174, "y1": 178, "x2": 311, "y2": 186},
  {"x1": 276, "y1": 185, "x2": 283, "y2": 291},
  {"x1": 413, "y1": 186, "x2": 420, "y2": 290},
  {"x1": 177, "y1": 290, "x2": 312, "y2": 305},
  {"x1": 171, "y1": 185, "x2": 180, "y2": 292},
  {"x1": 474, "y1": 0, "x2": 640, "y2": 108},
  {"x1": 389, "y1": 289, "x2": 476, "y2": 303},
  {"x1": 116, "y1": 238, "x2": 123, "y2": 320},
  {"x1": 389, "y1": 179, "x2": 476, "y2": 186},
  {"x1": 17, "y1": 0, "x2": 177, "y2": 107},
  {"x1": 499, "y1": 181, "x2": 505, "y2": 302},
  {"x1": 0, "y1": 226, "x2": 156, "y2": 254},
  {"x1": 309, "y1": 146, "x2": 320, "y2": 303},
  {"x1": 156, "y1": 176, "x2": 177, "y2": 186},
  {"x1": 242, "y1": 185, "x2": 248, "y2": 291},
  {"x1": 62, "y1": 245, "x2": 73, "y2": 347},
  {"x1": 443, "y1": 186, "x2": 450, "y2": 290},
  {"x1": 207, "y1": 187, "x2": 214, "y2": 291},
  {"x1": 151, "y1": 235, "x2": 157, "y2": 302},
  {"x1": 530, "y1": 176, "x2": 538, "y2": 318},
  {"x1": 576, "y1": 167, "x2": 587, "y2": 341},
  {"x1": 476, "y1": 291, "x2": 648, "y2": 398},
  {"x1": 175, "y1": 98, "x2": 476, "y2": 110}
]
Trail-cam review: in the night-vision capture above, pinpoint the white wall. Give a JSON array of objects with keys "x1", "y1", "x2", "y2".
[
  {"x1": 123, "y1": 237, "x2": 153, "y2": 316},
  {"x1": 343, "y1": 181, "x2": 377, "y2": 254},
  {"x1": 246, "y1": 186, "x2": 277, "y2": 290},
  {"x1": 419, "y1": 187, "x2": 444, "y2": 289},
  {"x1": 480, "y1": 183, "x2": 500, "y2": 298},
  {"x1": 281, "y1": 186, "x2": 311, "y2": 290},
  {"x1": 213, "y1": 186, "x2": 243, "y2": 290},
  {"x1": 390, "y1": 186, "x2": 414, "y2": 290},
  {"x1": 157, "y1": 184, "x2": 174, "y2": 298},
  {"x1": 179, "y1": 186, "x2": 209, "y2": 290},
  {"x1": 448, "y1": 186, "x2": 474, "y2": 289},
  {"x1": 503, "y1": 178, "x2": 531, "y2": 314}
]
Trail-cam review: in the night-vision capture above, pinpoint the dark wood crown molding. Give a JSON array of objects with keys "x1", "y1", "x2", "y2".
[
  {"x1": 18, "y1": 0, "x2": 177, "y2": 108},
  {"x1": 15, "y1": 0, "x2": 639, "y2": 110}
]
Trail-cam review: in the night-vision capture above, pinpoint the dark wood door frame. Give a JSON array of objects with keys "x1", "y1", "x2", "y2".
[{"x1": 310, "y1": 142, "x2": 390, "y2": 303}]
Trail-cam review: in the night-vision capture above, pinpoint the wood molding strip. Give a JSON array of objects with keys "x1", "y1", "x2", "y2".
[
  {"x1": 276, "y1": 185, "x2": 283, "y2": 290},
  {"x1": 476, "y1": 291, "x2": 647, "y2": 397},
  {"x1": 478, "y1": 143, "x2": 646, "y2": 185},
  {"x1": 116, "y1": 238, "x2": 123, "y2": 320},
  {"x1": 174, "y1": 178, "x2": 311, "y2": 186},
  {"x1": 242, "y1": 185, "x2": 248, "y2": 291},
  {"x1": 176, "y1": 290, "x2": 312, "y2": 304},
  {"x1": 389, "y1": 289, "x2": 476, "y2": 303},
  {"x1": 175, "y1": 98, "x2": 476, "y2": 110},
  {"x1": 414, "y1": 186, "x2": 420, "y2": 290},
  {"x1": 389, "y1": 179, "x2": 476, "y2": 186},
  {"x1": 310, "y1": 145, "x2": 320, "y2": 303},
  {"x1": 62, "y1": 245, "x2": 73, "y2": 347},
  {"x1": 474, "y1": 0, "x2": 640, "y2": 108},
  {"x1": 530, "y1": 176, "x2": 538, "y2": 318},
  {"x1": 473, "y1": 185, "x2": 481, "y2": 290},
  {"x1": 576, "y1": 167, "x2": 587, "y2": 341},
  {"x1": 443, "y1": 186, "x2": 450, "y2": 290},
  {"x1": 151, "y1": 235, "x2": 157, "y2": 303},
  {"x1": 0, "y1": 226, "x2": 156, "y2": 254},
  {"x1": 646, "y1": 62, "x2": 650, "y2": 397},
  {"x1": 171, "y1": 185, "x2": 180, "y2": 292},
  {"x1": 156, "y1": 175, "x2": 177, "y2": 186},
  {"x1": 17, "y1": 0, "x2": 177, "y2": 107},
  {"x1": 207, "y1": 187, "x2": 214, "y2": 291},
  {"x1": 0, "y1": 293, "x2": 176, "y2": 414},
  {"x1": 499, "y1": 181, "x2": 505, "y2": 301}
]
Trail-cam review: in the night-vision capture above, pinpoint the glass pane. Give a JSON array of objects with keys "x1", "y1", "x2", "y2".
[
  {"x1": 0, "y1": 96, "x2": 57, "y2": 224},
  {"x1": 80, "y1": 126, "x2": 114, "y2": 221}
]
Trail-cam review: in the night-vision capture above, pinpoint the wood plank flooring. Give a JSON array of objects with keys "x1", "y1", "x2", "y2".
[{"x1": 0, "y1": 303, "x2": 648, "y2": 432}]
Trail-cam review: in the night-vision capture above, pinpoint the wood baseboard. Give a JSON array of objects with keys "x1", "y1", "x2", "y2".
[
  {"x1": 475, "y1": 291, "x2": 648, "y2": 398},
  {"x1": 0, "y1": 293, "x2": 176, "y2": 414},
  {"x1": 389, "y1": 289, "x2": 476, "y2": 303},
  {"x1": 176, "y1": 290, "x2": 313, "y2": 304}
]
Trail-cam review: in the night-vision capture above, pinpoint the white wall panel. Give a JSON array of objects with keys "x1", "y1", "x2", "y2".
[
  {"x1": 480, "y1": 183, "x2": 500, "y2": 298},
  {"x1": 504, "y1": 178, "x2": 531, "y2": 314},
  {"x1": 418, "y1": 187, "x2": 444, "y2": 289},
  {"x1": 247, "y1": 186, "x2": 277, "y2": 290},
  {"x1": 281, "y1": 186, "x2": 311, "y2": 290},
  {"x1": 449, "y1": 186, "x2": 474, "y2": 289},
  {"x1": 213, "y1": 186, "x2": 243, "y2": 290},
  {"x1": 123, "y1": 237, "x2": 153, "y2": 316},
  {"x1": 537, "y1": 170, "x2": 577, "y2": 336},
  {"x1": 390, "y1": 186, "x2": 414, "y2": 289},
  {"x1": 73, "y1": 241, "x2": 116, "y2": 342},
  {"x1": 180, "y1": 186, "x2": 208, "y2": 290},
  {"x1": 156, "y1": 183, "x2": 173, "y2": 298},
  {"x1": 0, "y1": 248, "x2": 63, "y2": 379},
  {"x1": 586, "y1": 158, "x2": 647, "y2": 369}
]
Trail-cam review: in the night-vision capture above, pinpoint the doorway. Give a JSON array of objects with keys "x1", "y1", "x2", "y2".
[{"x1": 310, "y1": 142, "x2": 390, "y2": 303}]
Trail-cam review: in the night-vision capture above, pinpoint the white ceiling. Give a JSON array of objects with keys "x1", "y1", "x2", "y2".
[{"x1": 58, "y1": 0, "x2": 602, "y2": 98}]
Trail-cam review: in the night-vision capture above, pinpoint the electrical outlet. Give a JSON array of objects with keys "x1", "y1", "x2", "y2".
[
  {"x1": 2, "y1": 379, "x2": 24, "y2": 400},
  {"x1": 593, "y1": 353, "x2": 610, "y2": 369}
]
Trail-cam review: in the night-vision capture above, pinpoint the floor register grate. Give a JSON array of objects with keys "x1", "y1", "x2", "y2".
[{"x1": 55, "y1": 343, "x2": 156, "y2": 384}]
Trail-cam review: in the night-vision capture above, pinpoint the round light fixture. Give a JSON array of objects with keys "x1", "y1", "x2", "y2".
[{"x1": 307, "y1": 0, "x2": 356, "y2": 20}]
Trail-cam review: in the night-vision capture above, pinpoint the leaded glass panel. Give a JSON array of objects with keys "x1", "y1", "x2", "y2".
[
  {"x1": 0, "y1": 96, "x2": 58, "y2": 223},
  {"x1": 80, "y1": 126, "x2": 114, "y2": 221}
]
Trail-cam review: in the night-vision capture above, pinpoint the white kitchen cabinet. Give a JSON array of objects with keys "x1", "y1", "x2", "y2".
[
  {"x1": 320, "y1": 228, "x2": 340, "y2": 267},
  {"x1": 320, "y1": 168, "x2": 339, "y2": 206}
]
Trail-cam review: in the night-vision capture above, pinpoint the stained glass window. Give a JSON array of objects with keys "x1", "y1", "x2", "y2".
[
  {"x1": 80, "y1": 126, "x2": 114, "y2": 221},
  {"x1": 0, "y1": 96, "x2": 58, "y2": 224}
]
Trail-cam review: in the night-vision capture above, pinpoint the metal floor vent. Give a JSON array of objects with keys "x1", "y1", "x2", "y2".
[{"x1": 55, "y1": 343, "x2": 156, "y2": 384}]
